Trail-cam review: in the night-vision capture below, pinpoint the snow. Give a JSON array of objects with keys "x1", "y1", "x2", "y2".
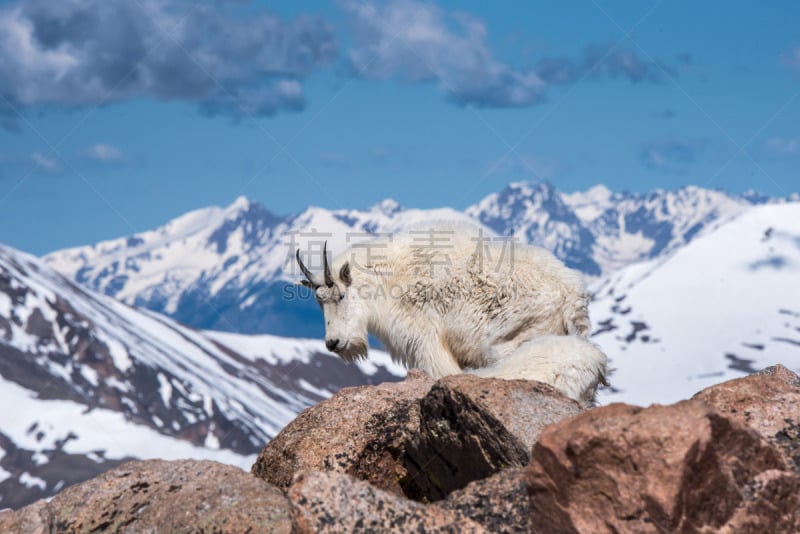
[
  {"x1": 206, "y1": 330, "x2": 408, "y2": 377},
  {"x1": 19, "y1": 472, "x2": 46, "y2": 491},
  {"x1": 106, "y1": 338, "x2": 132, "y2": 373},
  {"x1": 157, "y1": 373, "x2": 173, "y2": 407},
  {"x1": 80, "y1": 365, "x2": 99, "y2": 387},
  {"x1": 0, "y1": 292, "x2": 10, "y2": 317},
  {"x1": 0, "y1": 448, "x2": 9, "y2": 485},
  {"x1": 43, "y1": 196, "x2": 490, "y2": 321},
  {"x1": 0, "y1": 376, "x2": 254, "y2": 470},
  {"x1": 562, "y1": 184, "x2": 613, "y2": 222},
  {"x1": 592, "y1": 202, "x2": 800, "y2": 407},
  {"x1": 0, "y1": 241, "x2": 409, "y2": 477},
  {"x1": 298, "y1": 379, "x2": 333, "y2": 398}
]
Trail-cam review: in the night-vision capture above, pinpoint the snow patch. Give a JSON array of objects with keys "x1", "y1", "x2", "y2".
[{"x1": 19, "y1": 472, "x2": 46, "y2": 490}]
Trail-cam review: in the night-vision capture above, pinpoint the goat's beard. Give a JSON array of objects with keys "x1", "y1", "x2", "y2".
[{"x1": 336, "y1": 337, "x2": 369, "y2": 363}]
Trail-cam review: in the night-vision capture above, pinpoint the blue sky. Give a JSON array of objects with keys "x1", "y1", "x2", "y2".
[{"x1": 0, "y1": 0, "x2": 798, "y2": 254}]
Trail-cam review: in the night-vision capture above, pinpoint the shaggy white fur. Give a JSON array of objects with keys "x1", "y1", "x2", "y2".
[
  {"x1": 470, "y1": 335, "x2": 608, "y2": 407},
  {"x1": 297, "y1": 228, "x2": 608, "y2": 405}
]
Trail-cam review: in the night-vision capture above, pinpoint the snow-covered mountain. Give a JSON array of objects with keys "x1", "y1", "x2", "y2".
[
  {"x1": 0, "y1": 243, "x2": 404, "y2": 509},
  {"x1": 591, "y1": 202, "x2": 800, "y2": 406},
  {"x1": 45, "y1": 182, "x2": 794, "y2": 338},
  {"x1": 468, "y1": 181, "x2": 757, "y2": 275},
  {"x1": 44, "y1": 197, "x2": 483, "y2": 337}
]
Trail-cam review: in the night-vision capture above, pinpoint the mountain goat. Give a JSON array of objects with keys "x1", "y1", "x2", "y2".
[{"x1": 296, "y1": 228, "x2": 607, "y2": 405}]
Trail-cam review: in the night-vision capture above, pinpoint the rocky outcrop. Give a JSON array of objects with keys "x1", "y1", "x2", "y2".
[
  {"x1": 251, "y1": 369, "x2": 436, "y2": 496},
  {"x1": 4, "y1": 365, "x2": 800, "y2": 533},
  {"x1": 0, "y1": 459, "x2": 293, "y2": 533},
  {"x1": 289, "y1": 470, "x2": 486, "y2": 533},
  {"x1": 439, "y1": 467, "x2": 530, "y2": 534},
  {"x1": 694, "y1": 364, "x2": 800, "y2": 470},
  {"x1": 525, "y1": 365, "x2": 800, "y2": 533},
  {"x1": 252, "y1": 370, "x2": 581, "y2": 503},
  {"x1": 403, "y1": 375, "x2": 581, "y2": 501}
]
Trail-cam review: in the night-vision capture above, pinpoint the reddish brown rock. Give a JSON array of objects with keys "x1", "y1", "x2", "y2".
[
  {"x1": 0, "y1": 499, "x2": 49, "y2": 534},
  {"x1": 251, "y1": 369, "x2": 435, "y2": 496},
  {"x1": 694, "y1": 364, "x2": 800, "y2": 469},
  {"x1": 0, "y1": 459, "x2": 292, "y2": 534},
  {"x1": 404, "y1": 375, "x2": 582, "y2": 501},
  {"x1": 439, "y1": 374, "x2": 583, "y2": 452},
  {"x1": 439, "y1": 467, "x2": 530, "y2": 534},
  {"x1": 526, "y1": 400, "x2": 792, "y2": 533},
  {"x1": 717, "y1": 469, "x2": 800, "y2": 533},
  {"x1": 288, "y1": 470, "x2": 486, "y2": 533},
  {"x1": 253, "y1": 370, "x2": 583, "y2": 503}
]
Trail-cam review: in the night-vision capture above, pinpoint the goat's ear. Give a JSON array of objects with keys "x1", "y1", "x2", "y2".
[
  {"x1": 297, "y1": 279, "x2": 314, "y2": 289},
  {"x1": 339, "y1": 262, "x2": 352, "y2": 286}
]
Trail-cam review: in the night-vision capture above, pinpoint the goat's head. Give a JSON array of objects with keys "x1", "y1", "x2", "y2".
[{"x1": 296, "y1": 242, "x2": 369, "y2": 362}]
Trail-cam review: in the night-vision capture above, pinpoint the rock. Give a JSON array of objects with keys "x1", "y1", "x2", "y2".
[
  {"x1": 694, "y1": 364, "x2": 800, "y2": 470},
  {"x1": 0, "y1": 459, "x2": 293, "y2": 533},
  {"x1": 0, "y1": 499, "x2": 49, "y2": 534},
  {"x1": 288, "y1": 470, "x2": 486, "y2": 533},
  {"x1": 715, "y1": 469, "x2": 800, "y2": 533},
  {"x1": 252, "y1": 370, "x2": 582, "y2": 503},
  {"x1": 439, "y1": 467, "x2": 530, "y2": 534},
  {"x1": 404, "y1": 375, "x2": 581, "y2": 501},
  {"x1": 251, "y1": 369, "x2": 435, "y2": 496},
  {"x1": 525, "y1": 400, "x2": 794, "y2": 533},
  {"x1": 438, "y1": 374, "x2": 583, "y2": 453}
]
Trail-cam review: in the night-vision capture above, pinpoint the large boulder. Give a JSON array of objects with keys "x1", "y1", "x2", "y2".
[
  {"x1": 404, "y1": 375, "x2": 581, "y2": 501},
  {"x1": 288, "y1": 470, "x2": 487, "y2": 533},
  {"x1": 0, "y1": 459, "x2": 293, "y2": 533},
  {"x1": 694, "y1": 364, "x2": 800, "y2": 470},
  {"x1": 525, "y1": 400, "x2": 799, "y2": 533},
  {"x1": 251, "y1": 369, "x2": 435, "y2": 496},
  {"x1": 252, "y1": 370, "x2": 582, "y2": 502},
  {"x1": 439, "y1": 467, "x2": 530, "y2": 534}
]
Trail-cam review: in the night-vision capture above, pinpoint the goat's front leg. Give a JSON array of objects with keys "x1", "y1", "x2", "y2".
[{"x1": 413, "y1": 334, "x2": 463, "y2": 379}]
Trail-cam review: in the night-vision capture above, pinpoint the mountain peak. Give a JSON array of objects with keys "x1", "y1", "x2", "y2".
[
  {"x1": 372, "y1": 198, "x2": 403, "y2": 215},
  {"x1": 227, "y1": 195, "x2": 251, "y2": 212}
]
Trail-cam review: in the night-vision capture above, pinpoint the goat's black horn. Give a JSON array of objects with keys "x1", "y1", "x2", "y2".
[
  {"x1": 323, "y1": 241, "x2": 334, "y2": 287},
  {"x1": 296, "y1": 249, "x2": 315, "y2": 284}
]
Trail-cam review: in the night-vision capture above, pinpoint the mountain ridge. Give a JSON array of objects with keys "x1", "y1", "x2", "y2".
[
  {"x1": 43, "y1": 181, "x2": 798, "y2": 337},
  {"x1": 0, "y1": 242, "x2": 404, "y2": 508}
]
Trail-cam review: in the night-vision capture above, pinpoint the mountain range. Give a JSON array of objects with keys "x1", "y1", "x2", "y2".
[
  {"x1": 0, "y1": 244, "x2": 403, "y2": 509},
  {"x1": 2, "y1": 180, "x2": 799, "y2": 509},
  {"x1": 591, "y1": 202, "x2": 800, "y2": 406},
  {"x1": 45, "y1": 182, "x2": 796, "y2": 338}
]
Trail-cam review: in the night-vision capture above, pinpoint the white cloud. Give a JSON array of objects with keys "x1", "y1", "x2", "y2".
[
  {"x1": 639, "y1": 137, "x2": 708, "y2": 175},
  {"x1": 344, "y1": 0, "x2": 546, "y2": 107},
  {"x1": 764, "y1": 137, "x2": 800, "y2": 158},
  {"x1": 84, "y1": 143, "x2": 124, "y2": 162},
  {"x1": 31, "y1": 152, "x2": 60, "y2": 172},
  {"x1": 485, "y1": 153, "x2": 558, "y2": 180},
  {"x1": 781, "y1": 47, "x2": 800, "y2": 71}
]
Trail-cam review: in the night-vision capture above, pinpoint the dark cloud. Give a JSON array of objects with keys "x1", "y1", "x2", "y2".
[
  {"x1": 0, "y1": 0, "x2": 337, "y2": 129},
  {"x1": 639, "y1": 137, "x2": 708, "y2": 174}
]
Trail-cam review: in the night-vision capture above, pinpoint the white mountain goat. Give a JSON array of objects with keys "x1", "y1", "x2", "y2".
[{"x1": 295, "y1": 229, "x2": 608, "y2": 406}]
